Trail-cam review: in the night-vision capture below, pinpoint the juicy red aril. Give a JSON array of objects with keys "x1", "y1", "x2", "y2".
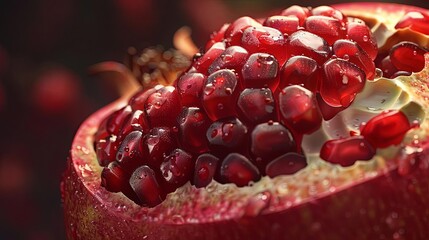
[
  {"x1": 360, "y1": 110, "x2": 411, "y2": 148},
  {"x1": 95, "y1": 136, "x2": 118, "y2": 167},
  {"x1": 395, "y1": 11, "x2": 429, "y2": 35},
  {"x1": 320, "y1": 136, "x2": 376, "y2": 167},
  {"x1": 316, "y1": 93, "x2": 346, "y2": 121},
  {"x1": 280, "y1": 5, "x2": 310, "y2": 26},
  {"x1": 206, "y1": 117, "x2": 248, "y2": 154},
  {"x1": 278, "y1": 85, "x2": 322, "y2": 135},
  {"x1": 193, "y1": 153, "x2": 219, "y2": 188},
  {"x1": 237, "y1": 88, "x2": 276, "y2": 125},
  {"x1": 220, "y1": 153, "x2": 260, "y2": 187},
  {"x1": 390, "y1": 71, "x2": 412, "y2": 78},
  {"x1": 94, "y1": 117, "x2": 110, "y2": 142},
  {"x1": 286, "y1": 30, "x2": 331, "y2": 65},
  {"x1": 265, "y1": 152, "x2": 307, "y2": 177},
  {"x1": 176, "y1": 72, "x2": 206, "y2": 107},
  {"x1": 145, "y1": 86, "x2": 182, "y2": 128},
  {"x1": 206, "y1": 23, "x2": 230, "y2": 50},
  {"x1": 263, "y1": 16, "x2": 300, "y2": 35},
  {"x1": 251, "y1": 122, "x2": 296, "y2": 163},
  {"x1": 129, "y1": 165, "x2": 163, "y2": 207},
  {"x1": 160, "y1": 148, "x2": 194, "y2": 192},
  {"x1": 304, "y1": 16, "x2": 346, "y2": 45},
  {"x1": 311, "y1": 5, "x2": 346, "y2": 23},
  {"x1": 178, "y1": 107, "x2": 210, "y2": 154},
  {"x1": 378, "y1": 56, "x2": 398, "y2": 78},
  {"x1": 116, "y1": 131, "x2": 147, "y2": 172},
  {"x1": 333, "y1": 39, "x2": 375, "y2": 80},
  {"x1": 208, "y1": 46, "x2": 249, "y2": 76},
  {"x1": 346, "y1": 18, "x2": 378, "y2": 61},
  {"x1": 242, "y1": 53, "x2": 279, "y2": 90},
  {"x1": 144, "y1": 127, "x2": 177, "y2": 169},
  {"x1": 320, "y1": 58, "x2": 366, "y2": 107},
  {"x1": 241, "y1": 26, "x2": 287, "y2": 65},
  {"x1": 101, "y1": 161, "x2": 128, "y2": 193},
  {"x1": 203, "y1": 69, "x2": 238, "y2": 121},
  {"x1": 194, "y1": 42, "x2": 225, "y2": 74},
  {"x1": 279, "y1": 55, "x2": 320, "y2": 92},
  {"x1": 118, "y1": 110, "x2": 149, "y2": 140},
  {"x1": 107, "y1": 106, "x2": 132, "y2": 135},
  {"x1": 225, "y1": 16, "x2": 262, "y2": 46},
  {"x1": 129, "y1": 87, "x2": 157, "y2": 111},
  {"x1": 389, "y1": 41, "x2": 427, "y2": 73}
]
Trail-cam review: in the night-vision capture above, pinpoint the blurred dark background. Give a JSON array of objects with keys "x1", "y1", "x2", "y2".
[{"x1": 0, "y1": 0, "x2": 428, "y2": 239}]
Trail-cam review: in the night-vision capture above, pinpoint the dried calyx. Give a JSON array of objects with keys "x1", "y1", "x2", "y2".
[{"x1": 94, "y1": 5, "x2": 428, "y2": 207}]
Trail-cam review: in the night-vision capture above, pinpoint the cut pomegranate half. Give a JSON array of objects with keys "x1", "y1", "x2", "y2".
[{"x1": 63, "y1": 3, "x2": 429, "y2": 240}]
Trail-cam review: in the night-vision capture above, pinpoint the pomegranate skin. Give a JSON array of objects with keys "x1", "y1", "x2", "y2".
[
  {"x1": 62, "y1": 3, "x2": 429, "y2": 240},
  {"x1": 63, "y1": 97, "x2": 429, "y2": 240}
]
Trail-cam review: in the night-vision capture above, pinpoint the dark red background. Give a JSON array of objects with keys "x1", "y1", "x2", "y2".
[{"x1": 0, "y1": 0, "x2": 428, "y2": 239}]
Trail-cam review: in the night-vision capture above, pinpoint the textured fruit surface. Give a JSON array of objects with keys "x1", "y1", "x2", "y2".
[{"x1": 63, "y1": 3, "x2": 429, "y2": 240}]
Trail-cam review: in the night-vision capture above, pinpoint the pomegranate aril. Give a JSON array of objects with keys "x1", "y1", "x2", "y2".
[
  {"x1": 176, "y1": 72, "x2": 206, "y2": 107},
  {"x1": 178, "y1": 107, "x2": 210, "y2": 154},
  {"x1": 378, "y1": 55, "x2": 397, "y2": 78},
  {"x1": 360, "y1": 110, "x2": 411, "y2": 148},
  {"x1": 106, "y1": 106, "x2": 132, "y2": 135},
  {"x1": 193, "y1": 153, "x2": 219, "y2": 188},
  {"x1": 206, "y1": 117, "x2": 248, "y2": 154},
  {"x1": 241, "y1": 26, "x2": 287, "y2": 65},
  {"x1": 220, "y1": 153, "x2": 260, "y2": 187},
  {"x1": 208, "y1": 46, "x2": 249, "y2": 76},
  {"x1": 242, "y1": 53, "x2": 279, "y2": 90},
  {"x1": 278, "y1": 85, "x2": 322, "y2": 135},
  {"x1": 390, "y1": 70, "x2": 412, "y2": 78},
  {"x1": 118, "y1": 110, "x2": 149, "y2": 140},
  {"x1": 311, "y1": 5, "x2": 346, "y2": 23},
  {"x1": 206, "y1": 23, "x2": 230, "y2": 50},
  {"x1": 129, "y1": 165, "x2": 163, "y2": 207},
  {"x1": 145, "y1": 86, "x2": 182, "y2": 128},
  {"x1": 346, "y1": 18, "x2": 378, "y2": 60},
  {"x1": 203, "y1": 69, "x2": 238, "y2": 121},
  {"x1": 116, "y1": 131, "x2": 147, "y2": 172},
  {"x1": 389, "y1": 41, "x2": 427, "y2": 73},
  {"x1": 316, "y1": 93, "x2": 346, "y2": 120},
  {"x1": 95, "y1": 136, "x2": 119, "y2": 167},
  {"x1": 320, "y1": 136, "x2": 376, "y2": 167},
  {"x1": 279, "y1": 55, "x2": 320, "y2": 92},
  {"x1": 251, "y1": 122, "x2": 296, "y2": 162},
  {"x1": 320, "y1": 58, "x2": 366, "y2": 107},
  {"x1": 225, "y1": 16, "x2": 262, "y2": 46},
  {"x1": 237, "y1": 88, "x2": 276, "y2": 125},
  {"x1": 194, "y1": 42, "x2": 226, "y2": 74},
  {"x1": 263, "y1": 16, "x2": 300, "y2": 35},
  {"x1": 286, "y1": 30, "x2": 331, "y2": 65},
  {"x1": 280, "y1": 5, "x2": 310, "y2": 26},
  {"x1": 144, "y1": 127, "x2": 177, "y2": 169},
  {"x1": 160, "y1": 148, "x2": 194, "y2": 192},
  {"x1": 395, "y1": 11, "x2": 429, "y2": 35},
  {"x1": 333, "y1": 39, "x2": 375, "y2": 80},
  {"x1": 304, "y1": 16, "x2": 346, "y2": 45},
  {"x1": 101, "y1": 161, "x2": 129, "y2": 193},
  {"x1": 265, "y1": 152, "x2": 307, "y2": 177},
  {"x1": 94, "y1": 117, "x2": 110, "y2": 143},
  {"x1": 129, "y1": 87, "x2": 158, "y2": 111}
]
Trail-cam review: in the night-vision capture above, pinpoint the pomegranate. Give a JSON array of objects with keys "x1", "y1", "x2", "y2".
[{"x1": 63, "y1": 3, "x2": 429, "y2": 239}]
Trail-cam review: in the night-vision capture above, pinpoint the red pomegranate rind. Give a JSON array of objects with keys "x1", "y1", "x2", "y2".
[{"x1": 64, "y1": 98, "x2": 429, "y2": 240}]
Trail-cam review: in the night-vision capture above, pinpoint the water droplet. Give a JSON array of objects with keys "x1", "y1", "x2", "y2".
[
  {"x1": 204, "y1": 84, "x2": 215, "y2": 96},
  {"x1": 217, "y1": 103, "x2": 224, "y2": 110},
  {"x1": 362, "y1": 35, "x2": 369, "y2": 42}
]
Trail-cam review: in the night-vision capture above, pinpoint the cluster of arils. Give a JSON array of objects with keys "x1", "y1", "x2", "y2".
[{"x1": 94, "y1": 5, "x2": 424, "y2": 207}]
